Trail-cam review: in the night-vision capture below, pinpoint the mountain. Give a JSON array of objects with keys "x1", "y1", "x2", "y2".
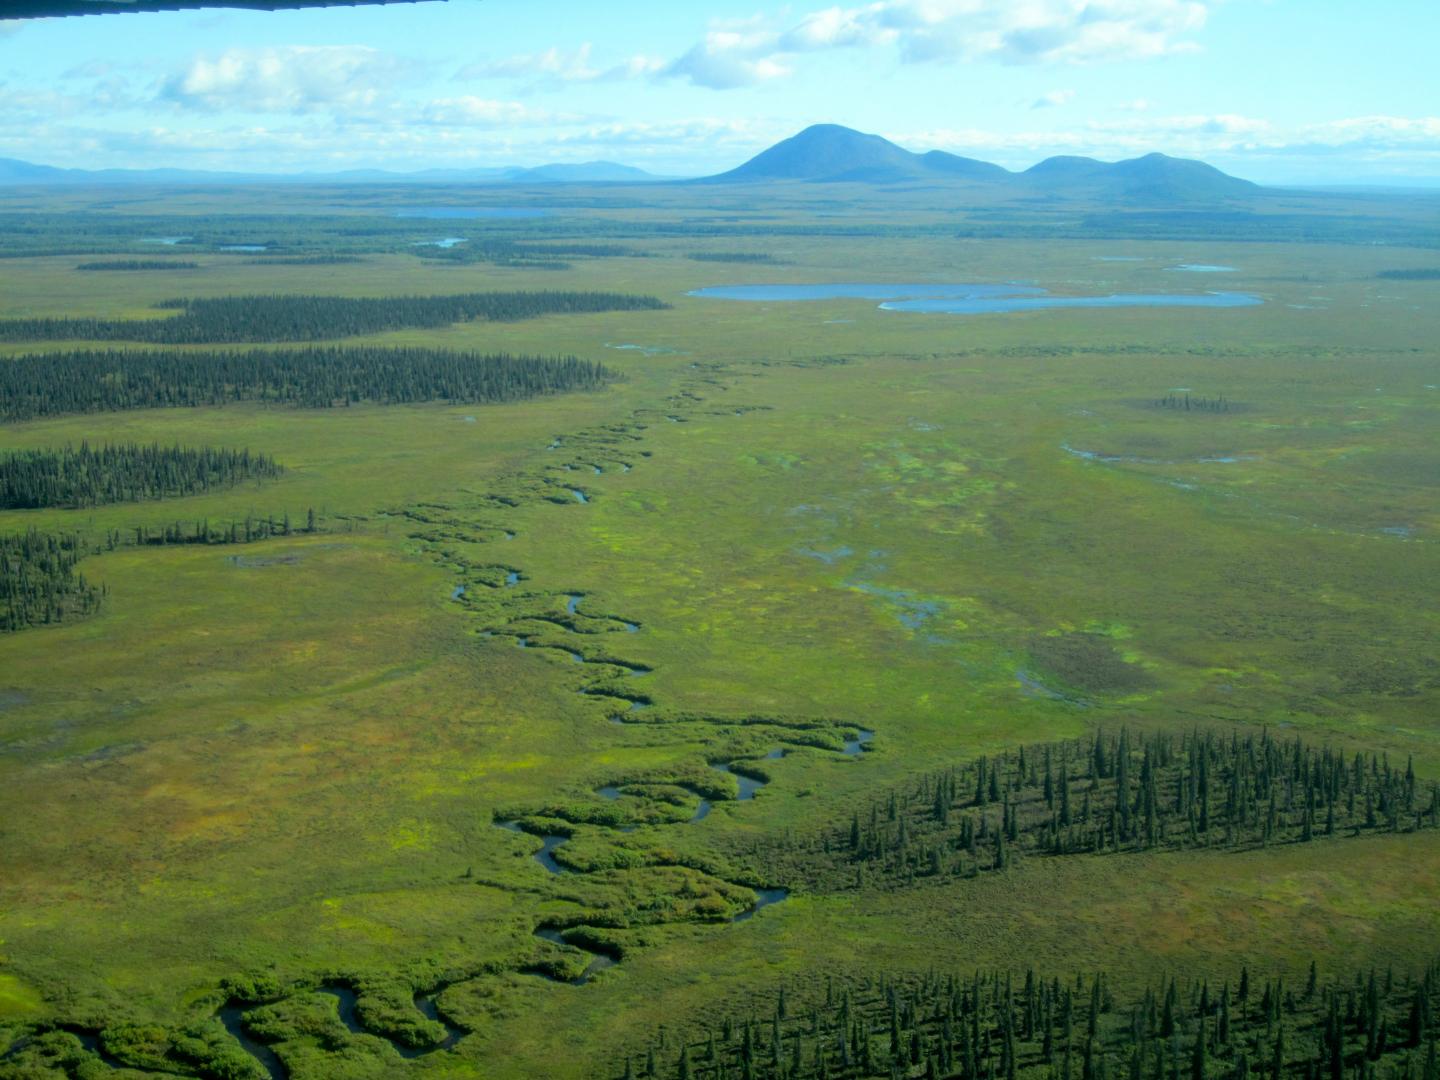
[
  {"x1": 0, "y1": 158, "x2": 671, "y2": 187},
  {"x1": 509, "y1": 162, "x2": 661, "y2": 183},
  {"x1": 701, "y1": 124, "x2": 1258, "y2": 200},
  {"x1": 918, "y1": 150, "x2": 1013, "y2": 183},
  {"x1": 0, "y1": 157, "x2": 74, "y2": 184},
  {"x1": 0, "y1": 128, "x2": 1259, "y2": 200},
  {"x1": 703, "y1": 124, "x2": 1008, "y2": 184},
  {"x1": 1021, "y1": 151, "x2": 1260, "y2": 200}
]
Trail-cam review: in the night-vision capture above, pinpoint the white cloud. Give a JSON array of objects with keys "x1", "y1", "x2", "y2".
[
  {"x1": 1032, "y1": 89, "x2": 1076, "y2": 109},
  {"x1": 416, "y1": 97, "x2": 584, "y2": 128},
  {"x1": 464, "y1": 1, "x2": 1212, "y2": 95},
  {"x1": 552, "y1": 117, "x2": 780, "y2": 153},
  {"x1": 779, "y1": 7, "x2": 896, "y2": 51},
  {"x1": 161, "y1": 46, "x2": 413, "y2": 114},
  {"x1": 457, "y1": 43, "x2": 666, "y2": 86},
  {"x1": 886, "y1": 0, "x2": 1208, "y2": 64},
  {"x1": 670, "y1": 0, "x2": 1212, "y2": 87},
  {"x1": 662, "y1": 30, "x2": 794, "y2": 89}
]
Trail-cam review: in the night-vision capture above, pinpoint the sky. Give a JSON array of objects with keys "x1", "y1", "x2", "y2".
[{"x1": 1, "y1": 0, "x2": 1437, "y2": 185}]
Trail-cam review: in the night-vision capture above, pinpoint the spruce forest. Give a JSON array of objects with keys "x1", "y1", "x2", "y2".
[
  {"x1": 616, "y1": 960, "x2": 1440, "y2": 1080},
  {"x1": 0, "y1": 348, "x2": 615, "y2": 419},
  {"x1": 0, "y1": 291, "x2": 668, "y2": 344},
  {"x1": 0, "y1": 443, "x2": 282, "y2": 509}
]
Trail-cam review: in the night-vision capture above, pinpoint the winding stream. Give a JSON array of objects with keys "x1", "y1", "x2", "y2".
[
  {"x1": 218, "y1": 1004, "x2": 286, "y2": 1080},
  {"x1": 497, "y1": 820, "x2": 573, "y2": 874},
  {"x1": 317, "y1": 986, "x2": 464, "y2": 1059}
]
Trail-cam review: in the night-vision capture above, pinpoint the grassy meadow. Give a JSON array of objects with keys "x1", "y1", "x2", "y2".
[{"x1": 0, "y1": 184, "x2": 1436, "y2": 1078}]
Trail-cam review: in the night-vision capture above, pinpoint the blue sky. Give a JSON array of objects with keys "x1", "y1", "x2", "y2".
[{"x1": 1, "y1": 0, "x2": 1436, "y2": 183}]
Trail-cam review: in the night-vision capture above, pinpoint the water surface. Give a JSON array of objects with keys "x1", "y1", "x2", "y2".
[
  {"x1": 881, "y1": 292, "x2": 1259, "y2": 315},
  {"x1": 690, "y1": 283, "x2": 1041, "y2": 303},
  {"x1": 689, "y1": 281, "x2": 1260, "y2": 315},
  {"x1": 732, "y1": 888, "x2": 789, "y2": 922}
]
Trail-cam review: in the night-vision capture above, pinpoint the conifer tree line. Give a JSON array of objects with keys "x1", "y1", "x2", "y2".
[
  {"x1": 416, "y1": 240, "x2": 643, "y2": 267},
  {"x1": 0, "y1": 443, "x2": 282, "y2": 509},
  {"x1": 0, "y1": 530, "x2": 102, "y2": 633},
  {"x1": 0, "y1": 290, "x2": 668, "y2": 344},
  {"x1": 1376, "y1": 269, "x2": 1440, "y2": 280},
  {"x1": 2, "y1": 510, "x2": 322, "y2": 633},
  {"x1": 1154, "y1": 393, "x2": 1230, "y2": 413},
  {"x1": 618, "y1": 957, "x2": 1440, "y2": 1080},
  {"x1": 687, "y1": 252, "x2": 781, "y2": 263},
  {"x1": 0, "y1": 348, "x2": 615, "y2": 421},
  {"x1": 103, "y1": 506, "x2": 319, "y2": 549},
  {"x1": 245, "y1": 254, "x2": 365, "y2": 265},
  {"x1": 739, "y1": 729, "x2": 1438, "y2": 893},
  {"x1": 74, "y1": 260, "x2": 200, "y2": 271}
]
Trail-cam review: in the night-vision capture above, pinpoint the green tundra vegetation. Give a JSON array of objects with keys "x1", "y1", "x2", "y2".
[{"x1": 0, "y1": 179, "x2": 1436, "y2": 1080}]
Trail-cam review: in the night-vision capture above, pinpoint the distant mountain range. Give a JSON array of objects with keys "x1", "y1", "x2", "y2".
[
  {"x1": 0, "y1": 158, "x2": 670, "y2": 187},
  {"x1": 704, "y1": 125, "x2": 1260, "y2": 199},
  {"x1": 0, "y1": 124, "x2": 1260, "y2": 200}
]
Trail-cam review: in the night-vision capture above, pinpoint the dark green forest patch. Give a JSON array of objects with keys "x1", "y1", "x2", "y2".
[
  {"x1": 0, "y1": 291, "x2": 668, "y2": 344},
  {"x1": 0, "y1": 443, "x2": 281, "y2": 510},
  {"x1": 0, "y1": 349, "x2": 615, "y2": 420}
]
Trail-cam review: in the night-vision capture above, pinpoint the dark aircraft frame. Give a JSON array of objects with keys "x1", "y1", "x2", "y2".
[{"x1": 2, "y1": 0, "x2": 442, "y2": 18}]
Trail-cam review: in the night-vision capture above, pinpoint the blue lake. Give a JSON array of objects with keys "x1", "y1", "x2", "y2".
[
  {"x1": 881, "y1": 292, "x2": 1260, "y2": 314},
  {"x1": 395, "y1": 207, "x2": 550, "y2": 220},
  {"x1": 689, "y1": 283, "x2": 1041, "y2": 302},
  {"x1": 689, "y1": 282, "x2": 1260, "y2": 314}
]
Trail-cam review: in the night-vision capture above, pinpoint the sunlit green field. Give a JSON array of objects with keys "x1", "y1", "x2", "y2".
[{"x1": 0, "y1": 187, "x2": 1436, "y2": 1078}]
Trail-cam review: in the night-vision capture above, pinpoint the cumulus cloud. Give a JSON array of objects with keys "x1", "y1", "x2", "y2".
[
  {"x1": 161, "y1": 46, "x2": 414, "y2": 113},
  {"x1": 552, "y1": 116, "x2": 780, "y2": 153},
  {"x1": 458, "y1": 44, "x2": 665, "y2": 85},
  {"x1": 1032, "y1": 89, "x2": 1076, "y2": 109},
  {"x1": 462, "y1": 1, "x2": 1211, "y2": 94},
  {"x1": 416, "y1": 97, "x2": 585, "y2": 128},
  {"x1": 662, "y1": 30, "x2": 794, "y2": 90},
  {"x1": 664, "y1": 0, "x2": 1212, "y2": 87}
]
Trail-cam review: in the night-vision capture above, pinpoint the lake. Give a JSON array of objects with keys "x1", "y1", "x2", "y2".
[
  {"x1": 687, "y1": 282, "x2": 1261, "y2": 314},
  {"x1": 688, "y1": 283, "x2": 1043, "y2": 302}
]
